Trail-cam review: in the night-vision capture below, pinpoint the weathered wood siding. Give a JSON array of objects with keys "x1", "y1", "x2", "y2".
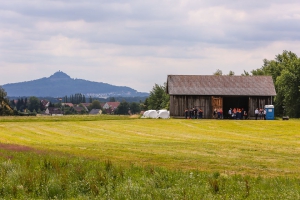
[
  {"x1": 248, "y1": 96, "x2": 272, "y2": 117},
  {"x1": 170, "y1": 95, "x2": 273, "y2": 119},
  {"x1": 170, "y1": 95, "x2": 212, "y2": 118}
]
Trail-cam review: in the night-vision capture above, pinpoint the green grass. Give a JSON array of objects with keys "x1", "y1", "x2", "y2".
[
  {"x1": 1, "y1": 151, "x2": 300, "y2": 199},
  {"x1": 0, "y1": 114, "x2": 131, "y2": 122},
  {"x1": 1, "y1": 116, "x2": 299, "y2": 176},
  {"x1": 0, "y1": 115, "x2": 300, "y2": 199}
]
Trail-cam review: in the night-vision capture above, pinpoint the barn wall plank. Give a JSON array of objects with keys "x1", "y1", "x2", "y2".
[{"x1": 170, "y1": 95, "x2": 273, "y2": 119}]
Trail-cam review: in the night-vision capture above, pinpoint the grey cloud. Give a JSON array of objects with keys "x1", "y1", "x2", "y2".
[
  {"x1": 2, "y1": 1, "x2": 176, "y2": 22},
  {"x1": 4, "y1": 1, "x2": 300, "y2": 46},
  {"x1": 1, "y1": 0, "x2": 300, "y2": 91}
]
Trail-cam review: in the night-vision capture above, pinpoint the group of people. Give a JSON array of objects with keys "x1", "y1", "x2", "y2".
[
  {"x1": 227, "y1": 108, "x2": 248, "y2": 120},
  {"x1": 255, "y1": 108, "x2": 267, "y2": 120},
  {"x1": 184, "y1": 107, "x2": 268, "y2": 120},
  {"x1": 213, "y1": 108, "x2": 223, "y2": 119},
  {"x1": 184, "y1": 107, "x2": 204, "y2": 119}
]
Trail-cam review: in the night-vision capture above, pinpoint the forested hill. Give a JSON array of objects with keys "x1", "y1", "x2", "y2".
[{"x1": 2, "y1": 71, "x2": 148, "y2": 97}]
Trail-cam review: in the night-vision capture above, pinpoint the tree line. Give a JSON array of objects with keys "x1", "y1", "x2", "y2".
[
  {"x1": 2, "y1": 50, "x2": 299, "y2": 117},
  {"x1": 63, "y1": 93, "x2": 87, "y2": 104},
  {"x1": 0, "y1": 89, "x2": 154, "y2": 116},
  {"x1": 213, "y1": 51, "x2": 300, "y2": 118},
  {"x1": 0, "y1": 86, "x2": 13, "y2": 115},
  {"x1": 144, "y1": 50, "x2": 300, "y2": 118}
]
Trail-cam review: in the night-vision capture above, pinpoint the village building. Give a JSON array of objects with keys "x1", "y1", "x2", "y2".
[
  {"x1": 45, "y1": 107, "x2": 63, "y2": 116},
  {"x1": 73, "y1": 106, "x2": 86, "y2": 114},
  {"x1": 102, "y1": 102, "x2": 120, "y2": 114},
  {"x1": 80, "y1": 103, "x2": 91, "y2": 111},
  {"x1": 81, "y1": 103, "x2": 91, "y2": 107},
  {"x1": 166, "y1": 75, "x2": 276, "y2": 119},
  {"x1": 102, "y1": 102, "x2": 120, "y2": 110},
  {"x1": 40, "y1": 99, "x2": 50, "y2": 108},
  {"x1": 100, "y1": 102, "x2": 105, "y2": 108},
  {"x1": 62, "y1": 103, "x2": 74, "y2": 107},
  {"x1": 89, "y1": 109, "x2": 102, "y2": 115}
]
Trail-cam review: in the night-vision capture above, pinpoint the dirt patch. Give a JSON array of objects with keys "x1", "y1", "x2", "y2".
[
  {"x1": 0, "y1": 143, "x2": 66, "y2": 159},
  {"x1": 0, "y1": 143, "x2": 34, "y2": 152},
  {"x1": 0, "y1": 143, "x2": 48, "y2": 159},
  {"x1": 129, "y1": 114, "x2": 141, "y2": 118}
]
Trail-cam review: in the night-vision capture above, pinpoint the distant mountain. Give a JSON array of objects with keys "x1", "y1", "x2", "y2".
[{"x1": 2, "y1": 71, "x2": 148, "y2": 97}]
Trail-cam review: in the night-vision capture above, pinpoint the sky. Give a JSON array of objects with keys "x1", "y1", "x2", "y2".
[{"x1": 1, "y1": 0, "x2": 300, "y2": 93}]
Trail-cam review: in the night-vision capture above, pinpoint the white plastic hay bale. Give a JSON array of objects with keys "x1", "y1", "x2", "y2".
[
  {"x1": 158, "y1": 110, "x2": 170, "y2": 119},
  {"x1": 141, "y1": 110, "x2": 158, "y2": 118},
  {"x1": 142, "y1": 110, "x2": 150, "y2": 118},
  {"x1": 148, "y1": 110, "x2": 158, "y2": 118}
]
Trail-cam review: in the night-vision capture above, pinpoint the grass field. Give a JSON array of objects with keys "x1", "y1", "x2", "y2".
[{"x1": 0, "y1": 115, "x2": 300, "y2": 199}]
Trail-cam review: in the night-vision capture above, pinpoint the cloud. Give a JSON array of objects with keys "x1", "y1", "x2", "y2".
[{"x1": 1, "y1": 1, "x2": 300, "y2": 92}]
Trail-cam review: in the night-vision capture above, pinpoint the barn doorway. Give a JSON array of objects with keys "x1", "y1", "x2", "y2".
[
  {"x1": 211, "y1": 96, "x2": 223, "y2": 118},
  {"x1": 223, "y1": 96, "x2": 249, "y2": 119}
]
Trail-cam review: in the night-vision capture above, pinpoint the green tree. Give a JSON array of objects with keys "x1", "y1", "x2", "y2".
[
  {"x1": 48, "y1": 102, "x2": 54, "y2": 107},
  {"x1": 141, "y1": 98, "x2": 149, "y2": 111},
  {"x1": 116, "y1": 101, "x2": 130, "y2": 115},
  {"x1": 16, "y1": 98, "x2": 21, "y2": 111},
  {"x1": 109, "y1": 97, "x2": 116, "y2": 102},
  {"x1": 9, "y1": 99, "x2": 16, "y2": 109},
  {"x1": 0, "y1": 86, "x2": 13, "y2": 115},
  {"x1": 0, "y1": 86, "x2": 6, "y2": 99},
  {"x1": 213, "y1": 69, "x2": 223, "y2": 75},
  {"x1": 89, "y1": 100, "x2": 102, "y2": 110},
  {"x1": 147, "y1": 83, "x2": 169, "y2": 110},
  {"x1": 241, "y1": 70, "x2": 250, "y2": 76},
  {"x1": 19, "y1": 98, "x2": 25, "y2": 112},
  {"x1": 251, "y1": 51, "x2": 300, "y2": 117},
  {"x1": 24, "y1": 98, "x2": 28, "y2": 109},
  {"x1": 54, "y1": 102, "x2": 62, "y2": 108},
  {"x1": 130, "y1": 102, "x2": 141, "y2": 114},
  {"x1": 228, "y1": 70, "x2": 235, "y2": 76},
  {"x1": 28, "y1": 96, "x2": 40, "y2": 112}
]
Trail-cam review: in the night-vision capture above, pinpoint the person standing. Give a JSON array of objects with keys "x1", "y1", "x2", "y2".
[
  {"x1": 193, "y1": 107, "x2": 198, "y2": 119},
  {"x1": 219, "y1": 108, "x2": 223, "y2": 119},
  {"x1": 233, "y1": 108, "x2": 237, "y2": 119},
  {"x1": 243, "y1": 110, "x2": 248, "y2": 120},
  {"x1": 184, "y1": 108, "x2": 189, "y2": 119},
  {"x1": 255, "y1": 108, "x2": 259, "y2": 120},
  {"x1": 189, "y1": 108, "x2": 193, "y2": 119},
  {"x1": 236, "y1": 108, "x2": 241, "y2": 120},
  {"x1": 199, "y1": 109, "x2": 203, "y2": 119},
  {"x1": 263, "y1": 109, "x2": 267, "y2": 120},
  {"x1": 228, "y1": 108, "x2": 232, "y2": 119},
  {"x1": 259, "y1": 108, "x2": 263, "y2": 119},
  {"x1": 241, "y1": 108, "x2": 244, "y2": 120},
  {"x1": 213, "y1": 108, "x2": 217, "y2": 119},
  {"x1": 217, "y1": 108, "x2": 221, "y2": 119}
]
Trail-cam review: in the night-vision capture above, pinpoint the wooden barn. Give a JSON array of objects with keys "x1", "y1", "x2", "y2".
[{"x1": 166, "y1": 75, "x2": 276, "y2": 119}]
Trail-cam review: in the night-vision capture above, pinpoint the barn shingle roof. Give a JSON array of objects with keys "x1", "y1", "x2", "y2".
[{"x1": 167, "y1": 75, "x2": 276, "y2": 96}]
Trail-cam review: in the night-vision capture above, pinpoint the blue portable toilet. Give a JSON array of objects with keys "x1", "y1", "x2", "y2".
[{"x1": 265, "y1": 105, "x2": 275, "y2": 120}]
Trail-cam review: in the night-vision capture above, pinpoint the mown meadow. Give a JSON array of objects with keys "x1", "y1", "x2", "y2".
[{"x1": 0, "y1": 115, "x2": 300, "y2": 199}]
